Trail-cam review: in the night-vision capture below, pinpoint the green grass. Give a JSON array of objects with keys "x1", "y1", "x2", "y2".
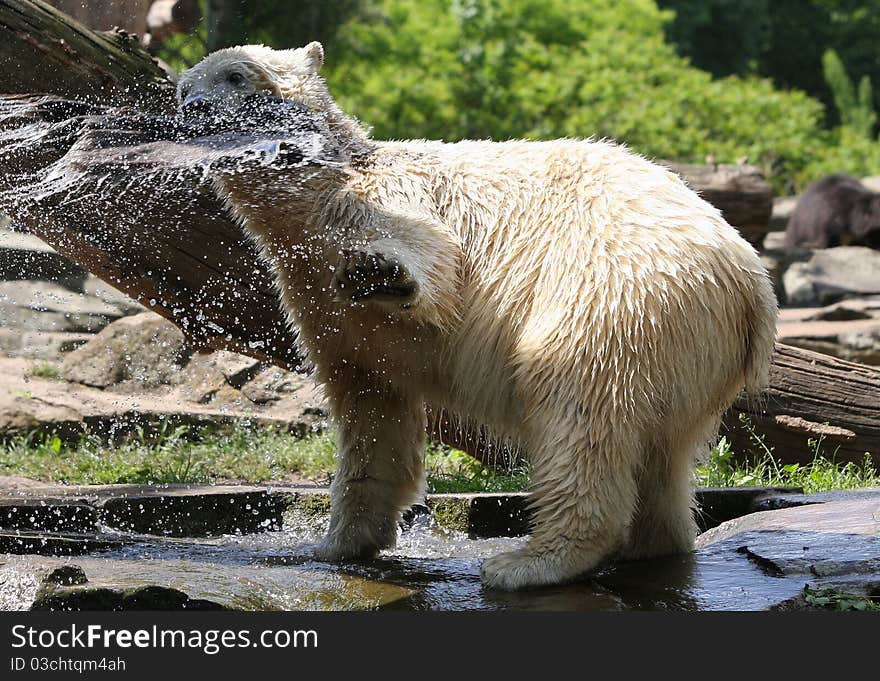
[
  {"x1": 28, "y1": 363, "x2": 62, "y2": 380},
  {"x1": 1, "y1": 421, "x2": 875, "y2": 494},
  {"x1": 424, "y1": 445, "x2": 530, "y2": 494},
  {"x1": 0, "y1": 425, "x2": 527, "y2": 491},
  {"x1": 802, "y1": 585, "x2": 879, "y2": 612},
  {"x1": 0, "y1": 426, "x2": 337, "y2": 486},
  {"x1": 697, "y1": 413, "x2": 880, "y2": 493},
  {"x1": 697, "y1": 437, "x2": 879, "y2": 492}
]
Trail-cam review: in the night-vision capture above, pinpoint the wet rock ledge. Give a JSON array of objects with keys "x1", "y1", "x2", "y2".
[
  {"x1": 0, "y1": 482, "x2": 806, "y2": 544},
  {"x1": 1, "y1": 481, "x2": 878, "y2": 611}
]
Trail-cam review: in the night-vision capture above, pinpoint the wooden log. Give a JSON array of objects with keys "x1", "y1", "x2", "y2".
[
  {"x1": 44, "y1": 0, "x2": 152, "y2": 35},
  {"x1": 661, "y1": 161, "x2": 773, "y2": 247},
  {"x1": 0, "y1": 0, "x2": 173, "y2": 111},
  {"x1": 724, "y1": 343, "x2": 880, "y2": 465},
  {"x1": 0, "y1": 94, "x2": 301, "y2": 369}
]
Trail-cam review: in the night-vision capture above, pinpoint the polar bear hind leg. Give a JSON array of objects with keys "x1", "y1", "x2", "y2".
[
  {"x1": 480, "y1": 402, "x2": 643, "y2": 590},
  {"x1": 620, "y1": 418, "x2": 720, "y2": 560}
]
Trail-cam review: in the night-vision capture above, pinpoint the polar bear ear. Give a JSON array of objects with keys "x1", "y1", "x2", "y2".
[{"x1": 301, "y1": 41, "x2": 324, "y2": 74}]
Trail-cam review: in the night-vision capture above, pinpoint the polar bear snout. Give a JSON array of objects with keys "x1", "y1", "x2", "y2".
[{"x1": 181, "y1": 93, "x2": 214, "y2": 116}]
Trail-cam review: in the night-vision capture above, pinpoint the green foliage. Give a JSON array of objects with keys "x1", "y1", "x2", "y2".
[
  {"x1": 27, "y1": 362, "x2": 61, "y2": 380},
  {"x1": 0, "y1": 427, "x2": 527, "y2": 492},
  {"x1": 159, "y1": 0, "x2": 368, "y2": 68},
  {"x1": 661, "y1": 0, "x2": 880, "y2": 127},
  {"x1": 658, "y1": 0, "x2": 770, "y2": 77},
  {"x1": 156, "y1": 24, "x2": 208, "y2": 72},
  {"x1": 823, "y1": 49, "x2": 877, "y2": 139},
  {"x1": 0, "y1": 426, "x2": 337, "y2": 485},
  {"x1": 802, "y1": 585, "x2": 879, "y2": 612},
  {"x1": 156, "y1": 0, "x2": 880, "y2": 192},
  {"x1": 697, "y1": 427, "x2": 880, "y2": 493},
  {"x1": 797, "y1": 126, "x2": 880, "y2": 190},
  {"x1": 325, "y1": 0, "x2": 829, "y2": 192},
  {"x1": 424, "y1": 442, "x2": 530, "y2": 493}
]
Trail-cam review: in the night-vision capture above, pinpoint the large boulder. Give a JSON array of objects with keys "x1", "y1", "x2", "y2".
[
  {"x1": 769, "y1": 196, "x2": 798, "y2": 232},
  {"x1": 783, "y1": 246, "x2": 880, "y2": 307},
  {"x1": 175, "y1": 350, "x2": 262, "y2": 405},
  {"x1": 61, "y1": 312, "x2": 190, "y2": 389},
  {"x1": 778, "y1": 297, "x2": 880, "y2": 365},
  {"x1": 0, "y1": 225, "x2": 86, "y2": 290}
]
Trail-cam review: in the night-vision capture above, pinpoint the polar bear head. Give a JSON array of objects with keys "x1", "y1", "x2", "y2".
[{"x1": 177, "y1": 42, "x2": 368, "y2": 141}]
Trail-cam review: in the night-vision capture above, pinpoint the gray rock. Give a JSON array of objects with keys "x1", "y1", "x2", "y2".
[
  {"x1": 61, "y1": 312, "x2": 190, "y2": 389},
  {"x1": 0, "y1": 389, "x2": 84, "y2": 435},
  {"x1": 769, "y1": 197, "x2": 798, "y2": 232},
  {"x1": 0, "y1": 355, "x2": 326, "y2": 440},
  {"x1": 0, "y1": 280, "x2": 125, "y2": 333},
  {"x1": 33, "y1": 582, "x2": 227, "y2": 611},
  {"x1": 97, "y1": 487, "x2": 288, "y2": 537},
  {"x1": 176, "y1": 350, "x2": 261, "y2": 404},
  {"x1": 761, "y1": 229, "x2": 789, "y2": 251},
  {"x1": 0, "y1": 532, "x2": 128, "y2": 556},
  {"x1": 697, "y1": 491, "x2": 880, "y2": 545},
  {"x1": 759, "y1": 251, "x2": 786, "y2": 303},
  {"x1": 0, "y1": 226, "x2": 87, "y2": 290},
  {"x1": 782, "y1": 246, "x2": 880, "y2": 306},
  {"x1": 81, "y1": 275, "x2": 146, "y2": 316},
  {"x1": 241, "y1": 365, "x2": 316, "y2": 405},
  {"x1": 777, "y1": 299, "x2": 880, "y2": 364},
  {"x1": 0, "y1": 499, "x2": 98, "y2": 533},
  {"x1": 1, "y1": 554, "x2": 414, "y2": 611},
  {"x1": 861, "y1": 175, "x2": 880, "y2": 192},
  {"x1": 0, "y1": 329, "x2": 92, "y2": 360}
]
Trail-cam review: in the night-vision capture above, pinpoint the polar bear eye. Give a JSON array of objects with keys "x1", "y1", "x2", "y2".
[{"x1": 227, "y1": 72, "x2": 247, "y2": 88}]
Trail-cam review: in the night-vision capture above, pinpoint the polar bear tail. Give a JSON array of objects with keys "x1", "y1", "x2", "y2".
[{"x1": 742, "y1": 272, "x2": 778, "y2": 398}]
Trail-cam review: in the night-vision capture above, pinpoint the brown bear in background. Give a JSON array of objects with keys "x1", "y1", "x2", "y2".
[{"x1": 785, "y1": 174, "x2": 880, "y2": 250}]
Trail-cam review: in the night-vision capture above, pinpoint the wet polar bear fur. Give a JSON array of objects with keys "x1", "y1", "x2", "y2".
[{"x1": 180, "y1": 45, "x2": 778, "y2": 590}]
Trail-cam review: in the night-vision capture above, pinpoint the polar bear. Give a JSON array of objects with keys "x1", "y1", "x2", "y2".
[
  {"x1": 176, "y1": 42, "x2": 368, "y2": 142},
  {"x1": 179, "y1": 45, "x2": 778, "y2": 590}
]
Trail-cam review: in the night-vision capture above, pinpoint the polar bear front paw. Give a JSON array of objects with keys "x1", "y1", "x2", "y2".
[
  {"x1": 310, "y1": 536, "x2": 380, "y2": 562},
  {"x1": 332, "y1": 249, "x2": 419, "y2": 307},
  {"x1": 480, "y1": 547, "x2": 595, "y2": 590}
]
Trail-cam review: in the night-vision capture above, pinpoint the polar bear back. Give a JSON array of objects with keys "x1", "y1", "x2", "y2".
[{"x1": 347, "y1": 137, "x2": 775, "y2": 431}]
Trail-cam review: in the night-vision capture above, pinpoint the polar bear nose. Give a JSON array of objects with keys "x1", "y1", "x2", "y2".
[{"x1": 182, "y1": 94, "x2": 213, "y2": 115}]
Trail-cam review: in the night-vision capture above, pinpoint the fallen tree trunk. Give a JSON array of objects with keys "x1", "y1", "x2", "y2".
[
  {"x1": 1, "y1": 1, "x2": 874, "y2": 467},
  {"x1": 0, "y1": 0, "x2": 301, "y2": 367},
  {"x1": 0, "y1": 0, "x2": 172, "y2": 111},
  {"x1": 725, "y1": 343, "x2": 880, "y2": 466}
]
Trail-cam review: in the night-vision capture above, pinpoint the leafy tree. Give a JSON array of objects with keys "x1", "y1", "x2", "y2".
[
  {"x1": 159, "y1": 0, "x2": 367, "y2": 69},
  {"x1": 657, "y1": 0, "x2": 770, "y2": 77},
  {"x1": 823, "y1": 48, "x2": 876, "y2": 140},
  {"x1": 327, "y1": 0, "x2": 825, "y2": 192},
  {"x1": 661, "y1": 0, "x2": 880, "y2": 128},
  {"x1": 159, "y1": 0, "x2": 880, "y2": 193}
]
